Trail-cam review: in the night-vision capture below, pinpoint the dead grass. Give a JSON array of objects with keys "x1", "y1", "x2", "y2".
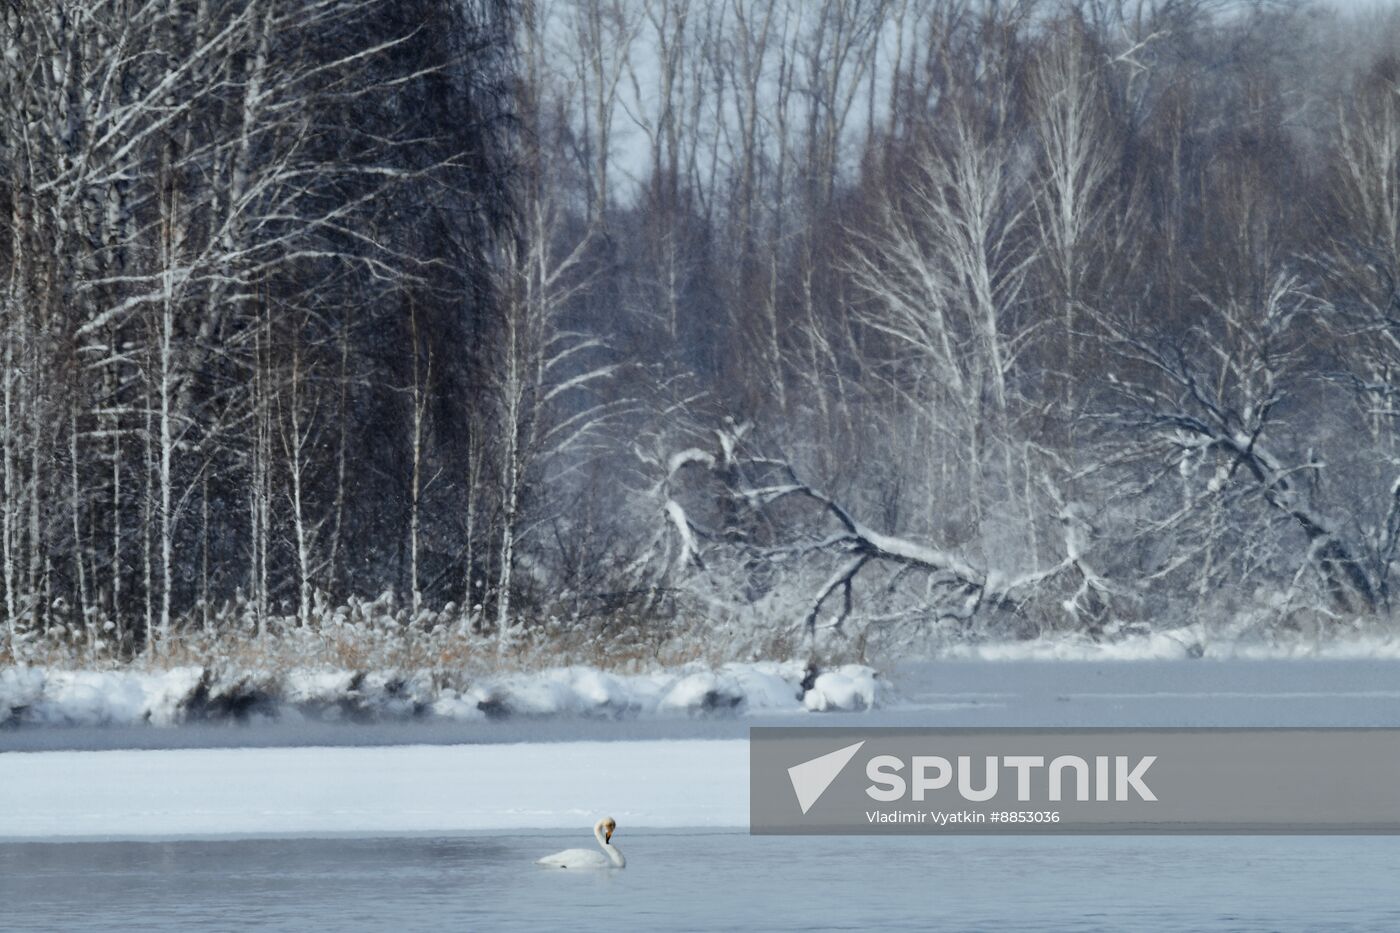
[{"x1": 2, "y1": 605, "x2": 863, "y2": 675}]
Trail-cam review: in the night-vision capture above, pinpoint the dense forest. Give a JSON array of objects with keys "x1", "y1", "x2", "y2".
[{"x1": 2, "y1": 0, "x2": 1400, "y2": 665}]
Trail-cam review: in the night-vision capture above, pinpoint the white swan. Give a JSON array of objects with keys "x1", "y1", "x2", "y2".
[{"x1": 537, "y1": 817, "x2": 626, "y2": 869}]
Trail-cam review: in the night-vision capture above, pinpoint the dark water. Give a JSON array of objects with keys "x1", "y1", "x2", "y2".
[{"x1": 3, "y1": 831, "x2": 1399, "y2": 932}]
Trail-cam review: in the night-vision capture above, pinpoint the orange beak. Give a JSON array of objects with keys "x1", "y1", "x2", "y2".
[{"x1": 605, "y1": 829, "x2": 613, "y2": 843}]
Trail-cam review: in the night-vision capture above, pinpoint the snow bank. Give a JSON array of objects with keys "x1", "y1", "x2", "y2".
[
  {"x1": 0, "y1": 661, "x2": 885, "y2": 728},
  {"x1": 802, "y1": 666, "x2": 880, "y2": 711},
  {"x1": 942, "y1": 629, "x2": 1207, "y2": 661},
  {"x1": 0, "y1": 739, "x2": 749, "y2": 840},
  {"x1": 938, "y1": 626, "x2": 1400, "y2": 661},
  {"x1": 0, "y1": 667, "x2": 205, "y2": 727}
]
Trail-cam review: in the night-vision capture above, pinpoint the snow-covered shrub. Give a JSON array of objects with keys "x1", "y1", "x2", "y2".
[{"x1": 0, "y1": 660, "x2": 885, "y2": 727}]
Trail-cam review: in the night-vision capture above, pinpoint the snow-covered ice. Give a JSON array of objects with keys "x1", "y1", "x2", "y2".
[{"x1": 0, "y1": 739, "x2": 747, "y2": 840}]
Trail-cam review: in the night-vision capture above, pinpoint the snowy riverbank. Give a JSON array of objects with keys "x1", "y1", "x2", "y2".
[
  {"x1": 8, "y1": 657, "x2": 1400, "y2": 841},
  {"x1": 0, "y1": 661, "x2": 883, "y2": 728},
  {"x1": 9, "y1": 622, "x2": 1400, "y2": 729},
  {"x1": 938, "y1": 625, "x2": 1400, "y2": 661}
]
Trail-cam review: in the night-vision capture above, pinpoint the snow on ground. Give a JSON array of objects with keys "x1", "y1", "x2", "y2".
[
  {"x1": 0, "y1": 662, "x2": 883, "y2": 728},
  {"x1": 0, "y1": 740, "x2": 748, "y2": 840},
  {"x1": 802, "y1": 667, "x2": 878, "y2": 711},
  {"x1": 0, "y1": 667, "x2": 204, "y2": 726},
  {"x1": 940, "y1": 626, "x2": 1400, "y2": 661}
]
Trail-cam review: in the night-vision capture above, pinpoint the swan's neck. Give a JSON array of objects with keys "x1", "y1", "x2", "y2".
[{"x1": 594, "y1": 824, "x2": 626, "y2": 867}]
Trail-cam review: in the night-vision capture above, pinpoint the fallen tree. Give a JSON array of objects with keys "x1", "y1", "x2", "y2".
[{"x1": 650, "y1": 422, "x2": 1116, "y2": 644}]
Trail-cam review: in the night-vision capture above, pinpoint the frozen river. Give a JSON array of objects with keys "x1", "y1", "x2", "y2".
[
  {"x1": 4, "y1": 831, "x2": 1400, "y2": 932},
  {"x1": 4, "y1": 660, "x2": 1400, "y2": 930}
]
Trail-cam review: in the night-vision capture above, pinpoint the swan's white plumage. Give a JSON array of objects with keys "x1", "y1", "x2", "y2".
[
  {"x1": 536, "y1": 847, "x2": 614, "y2": 869},
  {"x1": 537, "y1": 817, "x2": 626, "y2": 869}
]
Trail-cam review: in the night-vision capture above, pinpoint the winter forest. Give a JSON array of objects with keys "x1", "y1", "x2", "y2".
[{"x1": 3, "y1": 0, "x2": 1400, "y2": 672}]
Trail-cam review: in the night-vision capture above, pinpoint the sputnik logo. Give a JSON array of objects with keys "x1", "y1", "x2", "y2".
[{"x1": 788, "y1": 741, "x2": 865, "y2": 814}]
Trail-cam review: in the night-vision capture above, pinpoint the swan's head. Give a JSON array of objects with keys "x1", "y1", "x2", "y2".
[{"x1": 601, "y1": 816, "x2": 617, "y2": 844}]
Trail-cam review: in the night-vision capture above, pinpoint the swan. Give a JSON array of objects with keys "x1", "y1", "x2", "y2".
[{"x1": 537, "y1": 817, "x2": 626, "y2": 869}]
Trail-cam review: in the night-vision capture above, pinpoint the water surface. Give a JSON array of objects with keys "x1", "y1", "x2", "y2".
[{"x1": 3, "y1": 831, "x2": 1397, "y2": 932}]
